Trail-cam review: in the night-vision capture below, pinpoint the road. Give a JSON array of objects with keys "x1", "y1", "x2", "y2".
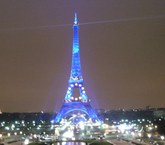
[
  {"x1": 6, "y1": 141, "x2": 22, "y2": 145},
  {"x1": 108, "y1": 139, "x2": 134, "y2": 145},
  {"x1": 108, "y1": 138, "x2": 152, "y2": 145}
]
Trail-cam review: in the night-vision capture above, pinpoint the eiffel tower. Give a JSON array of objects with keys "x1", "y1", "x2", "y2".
[{"x1": 55, "y1": 14, "x2": 100, "y2": 123}]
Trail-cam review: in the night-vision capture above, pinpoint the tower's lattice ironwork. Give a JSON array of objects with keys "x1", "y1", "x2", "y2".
[{"x1": 55, "y1": 14, "x2": 100, "y2": 123}]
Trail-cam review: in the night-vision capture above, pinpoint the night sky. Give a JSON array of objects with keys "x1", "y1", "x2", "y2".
[{"x1": 0, "y1": 0, "x2": 165, "y2": 112}]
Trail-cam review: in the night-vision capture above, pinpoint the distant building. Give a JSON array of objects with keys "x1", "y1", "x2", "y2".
[{"x1": 153, "y1": 108, "x2": 165, "y2": 118}]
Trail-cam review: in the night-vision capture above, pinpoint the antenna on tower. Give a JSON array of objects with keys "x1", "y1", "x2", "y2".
[{"x1": 74, "y1": 13, "x2": 78, "y2": 25}]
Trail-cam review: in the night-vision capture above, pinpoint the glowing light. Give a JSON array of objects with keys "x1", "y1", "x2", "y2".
[
  {"x1": 24, "y1": 139, "x2": 29, "y2": 145},
  {"x1": 67, "y1": 91, "x2": 70, "y2": 94},
  {"x1": 148, "y1": 126, "x2": 153, "y2": 130},
  {"x1": 7, "y1": 133, "x2": 10, "y2": 137},
  {"x1": 62, "y1": 129, "x2": 74, "y2": 138},
  {"x1": 161, "y1": 136, "x2": 165, "y2": 140},
  {"x1": 138, "y1": 132, "x2": 142, "y2": 137},
  {"x1": 102, "y1": 123, "x2": 109, "y2": 129},
  {"x1": 55, "y1": 128, "x2": 60, "y2": 136},
  {"x1": 78, "y1": 121, "x2": 85, "y2": 130},
  {"x1": 80, "y1": 15, "x2": 165, "y2": 26},
  {"x1": 74, "y1": 13, "x2": 78, "y2": 25},
  {"x1": 11, "y1": 124, "x2": 15, "y2": 128},
  {"x1": 51, "y1": 120, "x2": 54, "y2": 123},
  {"x1": 5, "y1": 126, "x2": 9, "y2": 130},
  {"x1": 79, "y1": 84, "x2": 82, "y2": 87},
  {"x1": 72, "y1": 137, "x2": 75, "y2": 140},
  {"x1": 125, "y1": 131, "x2": 129, "y2": 135},
  {"x1": 131, "y1": 132, "x2": 135, "y2": 136},
  {"x1": 147, "y1": 133, "x2": 151, "y2": 138},
  {"x1": 62, "y1": 138, "x2": 67, "y2": 141},
  {"x1": 118, "y1": 123, "x2": 134, "y2": 133}
]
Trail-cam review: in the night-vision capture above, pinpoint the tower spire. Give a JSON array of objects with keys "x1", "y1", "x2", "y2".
[{"x1": 74, "y1": 13, "x2": 78, "y2": 25}]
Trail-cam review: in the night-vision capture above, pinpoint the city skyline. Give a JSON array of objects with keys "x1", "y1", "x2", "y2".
[{"x1": 0, "y1": 0, "x2": 165, "y2": 112}]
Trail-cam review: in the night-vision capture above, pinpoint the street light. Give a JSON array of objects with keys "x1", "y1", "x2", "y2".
[
  {"x1": 7, "y1": 133, "x2": 11, "y2": 137},
  {"x1": 160, "y1": 136, "x2": 164, "y2": 140},
  {"x1": 138, "y1": 132, "x2": 142, "y2": 137},
  {"x1": 24, "y1": 139, "x2": 29, "y2": 145},
  {"x1": 147, "y1": 133, "x2": 151, "y2": 138}
]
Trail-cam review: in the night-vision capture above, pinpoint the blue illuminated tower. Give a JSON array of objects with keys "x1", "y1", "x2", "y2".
[{"x1": 55, "y1": 14, "x2": 100, "y2": 123}]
